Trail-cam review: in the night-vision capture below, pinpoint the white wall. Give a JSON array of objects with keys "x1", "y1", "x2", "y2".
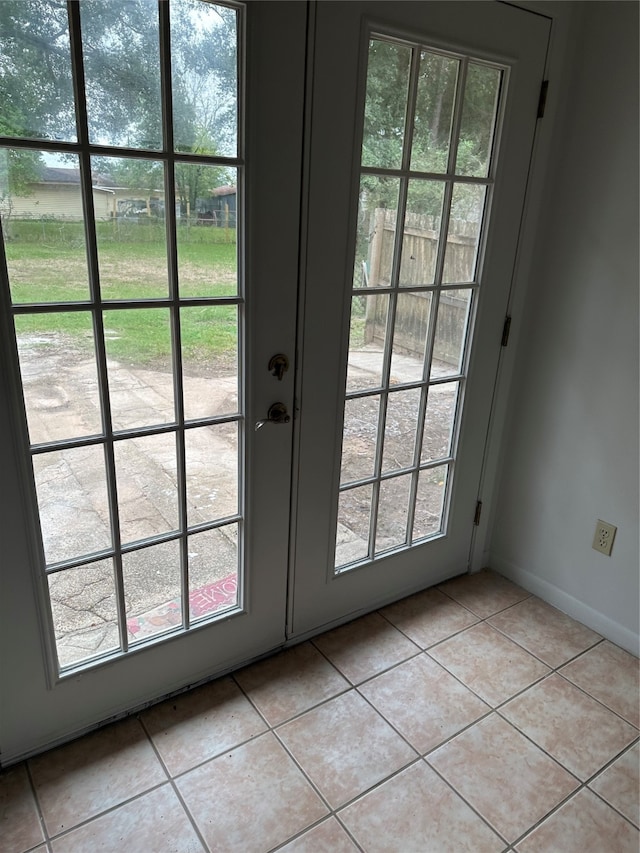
[{"x1": 489, "y1": 1, "x2": 639, "y2": 654}]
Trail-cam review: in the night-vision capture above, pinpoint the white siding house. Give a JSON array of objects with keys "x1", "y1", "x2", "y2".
[{"x1": 1, "y1": 167, "x2": 162, "y2": 221}]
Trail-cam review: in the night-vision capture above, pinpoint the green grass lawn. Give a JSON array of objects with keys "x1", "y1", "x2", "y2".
[{"x1": 6, "y1": 220, "x2": 238, "y2": 365}]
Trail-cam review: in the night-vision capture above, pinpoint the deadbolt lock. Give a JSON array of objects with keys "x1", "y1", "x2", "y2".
[{"x1": 268, "y1": 353, "x2": 289, "y2": 381}]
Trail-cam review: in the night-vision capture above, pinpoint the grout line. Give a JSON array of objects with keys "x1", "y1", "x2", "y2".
[
  {"x1": 270, "y1": 725, "x2": 335, "y2": 812},
  {"x1": 309, "y1": 623, "x2": 424, "y2": 688},
  {"x1": 135, "y1": 714, "x2": 211, "y2": 852},
  {"x1": 333, "y1": 813, "x2": 367, "y2": 853},
  {"x1": 554, "y1": 664, "x2": 639, "y2": 730},
  {"x1": 421, "y1": 755, "x2": 512, "y2": 849},
  {"x1": 24, "y1": 760, "x2": 50, "y2": 847},
  {"x1": 41, "y1": 780, "x2": 169, "y2": 844}
]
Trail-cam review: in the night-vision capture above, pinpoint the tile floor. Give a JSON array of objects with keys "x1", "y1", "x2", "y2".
[{"x1": 2, "y1": 569, "x2": 639, "y2": 852}]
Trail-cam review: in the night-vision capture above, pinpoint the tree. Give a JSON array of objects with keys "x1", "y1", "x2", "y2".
[
  {"x1": 360, "y1": 37, "x2": 501, "y2": 222},
  {"x1": 0, "y1": 0, "x2": 238, "y2": 213}
]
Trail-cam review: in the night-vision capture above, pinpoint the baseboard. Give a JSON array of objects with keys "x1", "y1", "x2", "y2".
[{"x1": 490, "y1": 555, "x2": 640, "y2": 657}]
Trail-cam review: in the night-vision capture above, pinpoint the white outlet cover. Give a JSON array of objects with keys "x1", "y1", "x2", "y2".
[{"x1": 592, "y1": 519, "x2": 617, "y2": 556}]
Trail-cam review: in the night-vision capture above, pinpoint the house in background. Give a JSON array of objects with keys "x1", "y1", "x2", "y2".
[
  {"x1": 1, "y1": 166, "x2": 165, "y2": 221},
  {"x1": 1, "y1": 165, "x2": 236, "y2": 225}
]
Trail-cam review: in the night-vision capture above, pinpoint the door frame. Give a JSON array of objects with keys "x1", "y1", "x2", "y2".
[{"x1": 469, "y1": 0, "x2": 582, "y2": 573}]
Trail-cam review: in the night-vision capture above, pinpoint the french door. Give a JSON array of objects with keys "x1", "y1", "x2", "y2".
[
  {"x1": 0, "y1": 0, "x2": 549, "y2": 763},
  {"x1": 290, "y1": 1, "x2": 549, "y2": 635},
  {"x1": 0, "y1": 0, "x2": 305, "y2": 763}
]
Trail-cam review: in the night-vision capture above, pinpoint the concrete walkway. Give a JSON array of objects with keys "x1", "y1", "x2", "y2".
[{"x1": 19, "y1": 334, "x2": 457, "y2": 667}]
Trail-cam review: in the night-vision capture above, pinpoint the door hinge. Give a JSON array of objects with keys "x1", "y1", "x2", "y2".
[
  {"x1": 473, "y1": 500, "x2": 483, "y2": 526},
  {"x1": 537, "y1": 80, "x2": 549, "y2": 119},
  {"x1": 501, "y1": 315, "x2": 512, "y2": 347}
]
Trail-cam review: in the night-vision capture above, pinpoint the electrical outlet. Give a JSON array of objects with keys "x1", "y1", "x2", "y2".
[{"x1": 592, "y1": 519, "x2": 617, "y2": 556}]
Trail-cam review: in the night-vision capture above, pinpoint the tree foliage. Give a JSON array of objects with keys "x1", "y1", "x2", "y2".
[
  {"x1": 360, "y1": 37, "x2": 501, "y2": 223},
  {"x1": 0, "y1": 0, "x2": 237, "y2": 212}
]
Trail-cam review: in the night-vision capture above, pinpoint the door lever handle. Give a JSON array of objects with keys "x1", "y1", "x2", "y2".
[{"x1": 255, "y1": 402, "x2": 291, "y2": 431}]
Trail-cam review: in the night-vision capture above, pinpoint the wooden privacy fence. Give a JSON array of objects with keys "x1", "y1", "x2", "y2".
[{"x1": 363, "y1": 209, "x2": 478, "y2": 366}]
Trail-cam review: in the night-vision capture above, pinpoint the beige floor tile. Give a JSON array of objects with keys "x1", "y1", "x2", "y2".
[
  {"x1": 0, "y1": 763, "x2": 44, "y2": 853},
  {"x1": 438, "y1": 569, "x2": 530, "y2": 618},
  {"x1": 49, "y1": 784, "x2": 204, "y2": 852},
  {"x1": 279, "y1": 817, "x2": 359, "y2": 852},
  {"x1": 488, "y1": 597, "x2": 601, "y2": 667},
  {"x1": 359, "y1": 654, "x2": 489, "y2": 754},
  {"x1": 590, "y1": 742, "x2": 640, "y2": 827},
  {"x1": 234, "y1": 642, "x2": 349, "y2": 725},
  {"x1": 177, "y1": 732, "x2": 327, "y2": 853},
  {"x1": 141, "y1": 676, "x2": 267, "y2": 776},
  {"x1": 501, "y1": 673, "x2": 637, "y2": 780},
  {"x1": 516, "y1": 788, "x2": 639, "y2": 853},
  {"x1": 340, "y1": 760, "x2": 504, "y2": 852},
  {"x1": 428, "y1": 713, "x2": 578, "y2": 842},
  {"x1": 560, "y1": 641, "x2": 640, "y2": 727},
  {"x1": 312, "y1": 611, "x2": 419, "y2": 684},
  {"x1": 277, "y1": 690, "x2": 417, "y2": 809},
  {"x1": 29, "y1": 717, "x2": 166, "y2": 836},
  {"x1": 428, "y1": 623, "x2": 549, "y2": 706},
  {"x1": 380, "y1": 587, "x2": 478, "y2": 648}
]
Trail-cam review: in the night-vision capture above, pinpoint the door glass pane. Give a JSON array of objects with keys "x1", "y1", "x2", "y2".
[
  {"x1": 382, "y1": 388, "x2": 421, "y2": 473},
  {"x1": 104, "y1": 308, "x2": 175, "y2": 431},
  {"x1": 340, "y1": 395, "x2": 380, "y2": 484},
  {"x1": 456, "y1": 63, "x2": 502, "y2": 178},
  {"x1": 335, "y1": 33, "x2": 504, "y2": 573},
  {"x1": 354, "y1": 176, "x2": 400, "y2": 288},
  {"x1": 0, "y1": 1, "x2": 76, "y2": 142},
  {"x1": 421, "y1": 382, "x2": 459, "y2": 463},
  {"x1": 400, "y1": 181, "x2": 445, "y2": 287},
  {"x1": 92, "y1": 156, "x2": 168, "y2": 298},
  {"x1": 170, "y1": 0, "x2": 238, "y2": 158},
  {"x1": 49, "y1": 560, "x2": 120, "y2": 669},
  {"x1": 411, "y1": 51, "x2": 458, "y2": 174},
  {"x1": 347, "y1": 293, "x2": 389, "y2": 393},
  {"x1": 125, "y1": 540, "x2": 182, "y2": 643},
  {"x1": 430, "y1": 289, "x2": 472, "y2": 379},
  {"x1": 34, "y1": 446, "x2": 112, "y2": 564},
  {"x1": 375, "y1": 474, "x2": 411, "y2": 554},
  {"x1": 335, "y1": 484, "x2": 372, "y2": 569},
  {"x1": 0, "y1": 150, "x2": 90, "y2": 303},
  {"x1": 185, "y1": 423, "x2": 238, "y2": 526},
  {"x1": 176, "y1": 167, "x2": 238, "y2": 297},
  {"x1": 80, "y1": 0, "x2": 162, "y2": 149},
  {"x1": 15, "y1": 313, "x2": 102, "y2": 444},
  {"x1": 390, "y1": 292, "x2": 434, "y2": 385},
  {"x1": 413, "y1": 465, "x2": 448, "y2": 540},
  {"x1": 2, "y1": 0, "x2": 245, "y2": 674},
  {"x1": 361, "y1": 39, "x2": 411, "y2": 170},
  {"x1": 443, "y1": 184, "x2": 486, "y2": 283},
  {"x1": 114, "y1": 433, "x2": 178, "y2": 544},
  {"x1": 188, "y1": 524, "x2": 239, "y2": 621},
  {"x1": 181, "y1": 305, "x2": 238, "y2": 421}
]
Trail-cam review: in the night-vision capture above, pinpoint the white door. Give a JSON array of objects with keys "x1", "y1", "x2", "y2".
[
  {"x1": 0, "y1": 0, "x2": 306, "y2": 763},
  {"x1": 290, "y1": 1, "x2": 549, "y2": 635},
  {"x1": 0, "y1": 0, "x2": 549, "y2": 763}
]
